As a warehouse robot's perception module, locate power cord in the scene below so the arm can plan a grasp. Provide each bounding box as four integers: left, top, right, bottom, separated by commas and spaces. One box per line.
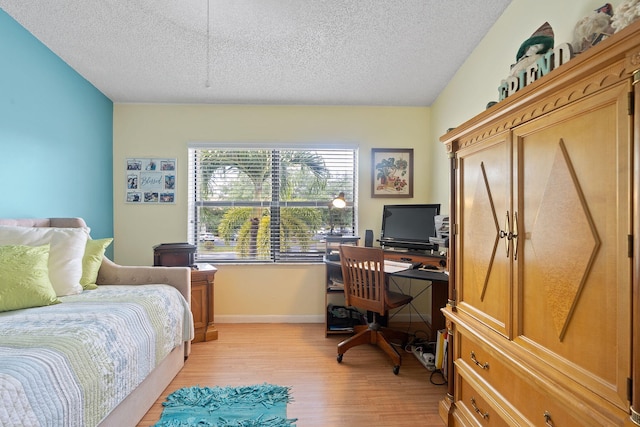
404, 331, 430, 348
429, 369, 447, 386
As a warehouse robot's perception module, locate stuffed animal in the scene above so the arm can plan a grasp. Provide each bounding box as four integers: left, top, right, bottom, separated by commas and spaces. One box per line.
572, 3, 614, 54
612, 0, 640, 32
509, 22, 554, 78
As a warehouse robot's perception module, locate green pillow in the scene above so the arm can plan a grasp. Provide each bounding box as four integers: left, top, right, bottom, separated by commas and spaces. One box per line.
0, 244, 60, 312
80, 238, 113, 290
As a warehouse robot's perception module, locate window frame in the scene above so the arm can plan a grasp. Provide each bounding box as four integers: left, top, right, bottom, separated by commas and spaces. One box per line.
188, 142, 359, 264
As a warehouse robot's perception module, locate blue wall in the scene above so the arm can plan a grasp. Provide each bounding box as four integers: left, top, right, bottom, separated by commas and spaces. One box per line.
0, 9, 113, 240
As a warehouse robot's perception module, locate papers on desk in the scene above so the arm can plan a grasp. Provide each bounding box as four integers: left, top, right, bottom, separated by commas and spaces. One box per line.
327, 277, 344, 291
383, 259, 413, 273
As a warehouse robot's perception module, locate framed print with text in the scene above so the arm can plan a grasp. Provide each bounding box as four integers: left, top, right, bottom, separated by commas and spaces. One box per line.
126, 158, 176, 204
371, 148, 413, 198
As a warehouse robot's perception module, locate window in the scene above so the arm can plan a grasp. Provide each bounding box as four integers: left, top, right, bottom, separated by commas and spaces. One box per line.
188, 143, 358, 263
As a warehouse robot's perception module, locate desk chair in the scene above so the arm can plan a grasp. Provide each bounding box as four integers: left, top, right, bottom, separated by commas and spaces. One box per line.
336, 245, 413, 374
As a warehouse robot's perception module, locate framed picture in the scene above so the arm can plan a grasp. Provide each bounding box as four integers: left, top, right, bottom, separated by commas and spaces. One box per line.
125, 157, 177, 204
371, 148, 413, 198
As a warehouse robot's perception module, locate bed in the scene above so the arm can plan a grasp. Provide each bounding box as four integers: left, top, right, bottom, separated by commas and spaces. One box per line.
0, 218, 193, 426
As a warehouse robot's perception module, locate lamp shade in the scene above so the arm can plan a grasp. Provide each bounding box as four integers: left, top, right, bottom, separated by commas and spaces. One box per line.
331, 192, 346, 208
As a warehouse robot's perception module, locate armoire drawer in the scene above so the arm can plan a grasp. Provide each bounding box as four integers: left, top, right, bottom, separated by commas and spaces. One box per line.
458, 333, 503, 389
456, 373, 510, 426
457, 333, 596, 426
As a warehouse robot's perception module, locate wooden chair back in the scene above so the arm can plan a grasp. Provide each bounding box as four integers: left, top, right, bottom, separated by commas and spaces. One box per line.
339, 245, 387, 316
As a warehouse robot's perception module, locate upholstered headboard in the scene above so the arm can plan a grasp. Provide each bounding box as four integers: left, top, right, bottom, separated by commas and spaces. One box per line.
0, 216, 189, 295
0, 218, 88, 229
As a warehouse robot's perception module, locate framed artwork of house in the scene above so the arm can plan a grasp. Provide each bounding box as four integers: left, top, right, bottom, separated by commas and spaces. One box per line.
371, 148, 413, 198
126, 157, 176, 204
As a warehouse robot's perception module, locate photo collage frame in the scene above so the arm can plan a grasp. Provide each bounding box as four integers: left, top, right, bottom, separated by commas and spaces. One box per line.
126, 158, 176, 204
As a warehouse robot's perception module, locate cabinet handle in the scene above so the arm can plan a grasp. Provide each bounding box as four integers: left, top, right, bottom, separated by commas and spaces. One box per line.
500, 211, 519, 260
470, 351, 490, 369
543, 411, 554, 426
500, 212, 510, 258
470, 397, 489, 419
512, 211, 519, 261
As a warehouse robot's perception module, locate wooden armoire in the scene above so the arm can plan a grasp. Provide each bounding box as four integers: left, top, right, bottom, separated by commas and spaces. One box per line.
440, 20, 640, 426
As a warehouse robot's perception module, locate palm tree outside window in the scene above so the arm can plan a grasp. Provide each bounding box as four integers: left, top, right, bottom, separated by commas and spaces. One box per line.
188, 144, 358, 263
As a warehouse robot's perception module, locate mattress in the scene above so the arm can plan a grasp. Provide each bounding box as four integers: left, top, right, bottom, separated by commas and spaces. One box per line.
0, 284, 192, 426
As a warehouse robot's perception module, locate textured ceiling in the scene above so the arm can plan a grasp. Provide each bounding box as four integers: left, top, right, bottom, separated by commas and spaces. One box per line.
1, 0, 512, 106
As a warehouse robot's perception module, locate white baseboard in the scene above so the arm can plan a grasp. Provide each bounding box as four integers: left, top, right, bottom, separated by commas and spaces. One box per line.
216, 314, 324, 323
215, 313, 431, 324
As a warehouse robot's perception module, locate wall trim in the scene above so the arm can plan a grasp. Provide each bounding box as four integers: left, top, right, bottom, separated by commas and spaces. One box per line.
216, 314, 324, 323
215, 313, 432, 324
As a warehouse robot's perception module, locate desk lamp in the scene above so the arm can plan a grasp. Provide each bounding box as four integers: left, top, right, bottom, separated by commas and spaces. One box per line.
329, 192, 346, 235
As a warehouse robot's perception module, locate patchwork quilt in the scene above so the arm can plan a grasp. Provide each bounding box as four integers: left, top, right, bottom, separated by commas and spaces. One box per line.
0, 284, 192, 427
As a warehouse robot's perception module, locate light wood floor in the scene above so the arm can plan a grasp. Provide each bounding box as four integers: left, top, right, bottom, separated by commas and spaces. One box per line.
137, 323, 447, 427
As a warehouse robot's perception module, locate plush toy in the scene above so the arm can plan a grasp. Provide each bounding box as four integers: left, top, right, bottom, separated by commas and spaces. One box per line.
572, 3, 614, 54
612, 0, 640, 32
509, 22, 554, 78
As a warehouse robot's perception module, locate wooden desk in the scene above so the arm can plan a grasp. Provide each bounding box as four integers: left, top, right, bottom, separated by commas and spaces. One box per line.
324, 249, 448, 338
388, 268, 449, 340
191, 263, 218, 342
384, 250, 448, 340
383, 249, 446, 268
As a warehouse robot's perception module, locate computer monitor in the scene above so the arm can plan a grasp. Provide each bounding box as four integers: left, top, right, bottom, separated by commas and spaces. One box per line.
380, 204, 441, 251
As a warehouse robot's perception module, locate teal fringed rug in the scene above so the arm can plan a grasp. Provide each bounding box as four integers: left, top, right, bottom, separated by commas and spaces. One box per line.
154, 383, 297, 427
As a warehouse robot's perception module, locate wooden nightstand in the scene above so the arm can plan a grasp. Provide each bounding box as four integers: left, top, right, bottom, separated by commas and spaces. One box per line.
190, 263, 218, 342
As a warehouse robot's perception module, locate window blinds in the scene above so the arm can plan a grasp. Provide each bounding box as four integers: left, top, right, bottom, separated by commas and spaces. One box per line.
188, 144, 357, 263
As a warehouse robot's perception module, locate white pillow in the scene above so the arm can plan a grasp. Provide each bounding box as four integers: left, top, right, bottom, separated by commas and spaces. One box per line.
0, 225, 89, 296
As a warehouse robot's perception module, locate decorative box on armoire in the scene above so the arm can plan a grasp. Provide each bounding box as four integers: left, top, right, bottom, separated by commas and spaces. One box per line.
153, 243, 196, 267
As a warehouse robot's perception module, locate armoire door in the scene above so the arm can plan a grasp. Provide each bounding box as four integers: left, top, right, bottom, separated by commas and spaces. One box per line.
455, 131, 512, 338
513, 81, 632, 414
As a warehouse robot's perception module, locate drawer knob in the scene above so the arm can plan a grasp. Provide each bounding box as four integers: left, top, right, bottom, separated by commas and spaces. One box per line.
471, 397, 489, 420
544, 411, 555, 426
471, 351, 490, 369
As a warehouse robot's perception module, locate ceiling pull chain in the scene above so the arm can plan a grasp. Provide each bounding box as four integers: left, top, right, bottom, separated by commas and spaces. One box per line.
205, 0, 212, 89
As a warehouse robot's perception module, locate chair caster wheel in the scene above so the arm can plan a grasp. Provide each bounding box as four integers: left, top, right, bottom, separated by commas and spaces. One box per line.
337, 354, 343, 363
393, 365, 400, 375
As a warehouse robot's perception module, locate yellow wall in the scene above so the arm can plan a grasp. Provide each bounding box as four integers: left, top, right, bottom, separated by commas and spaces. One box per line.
113, 105, 434, 321
429, 0, 624, 205
113, 0, 624, 321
